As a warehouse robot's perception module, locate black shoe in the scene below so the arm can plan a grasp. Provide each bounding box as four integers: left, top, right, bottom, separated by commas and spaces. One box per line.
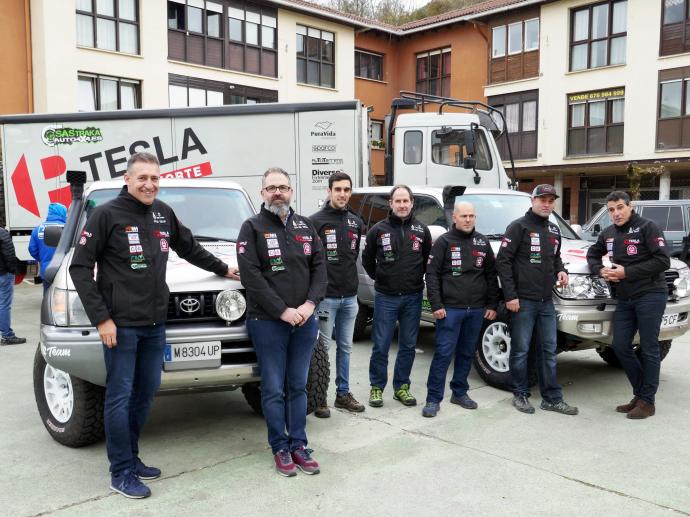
1, 336, 26, 345
512, 394, 535, 414
450, 394, 478, 410
540, 399, 579, 415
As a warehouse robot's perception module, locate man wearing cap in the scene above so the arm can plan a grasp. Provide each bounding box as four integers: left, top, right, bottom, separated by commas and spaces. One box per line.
496, 184, 578, 416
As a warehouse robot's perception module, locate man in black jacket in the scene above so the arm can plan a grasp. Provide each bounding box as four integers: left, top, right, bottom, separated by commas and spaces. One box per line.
362, 185, 431, 408
0, 227, 26, 345
70, 152, 237, 499
237, 167, 327, 477
587, 191, 670, 419
422, 202, 498, 417
309, 172, 365, 418
496, 184, 578, 416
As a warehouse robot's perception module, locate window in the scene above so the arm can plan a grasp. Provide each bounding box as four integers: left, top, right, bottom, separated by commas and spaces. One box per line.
296, 25, 335, 88
167, 1, 277, 77
416, 48, 451, 97
488, 90, 539, 160
490, 16, 540, 83
567, 88, 625, 156
640, 205, 684, 231
77, 73, 140, 111
370, 120, 384, 149
656, 67, 690, 149
76, 0, 139, 54
661, 0, 690, 55
355, 50, 383, 81
168, 74, 277, 107
570, 1, 627, 71
492, 26, 506, 58
430, 129, 493, 170
412, 196, 446, 228
365, 194, 391, 230
403, 131, 423, 164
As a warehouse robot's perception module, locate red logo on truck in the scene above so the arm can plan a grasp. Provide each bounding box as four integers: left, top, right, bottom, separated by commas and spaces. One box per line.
11, 154, 71, 217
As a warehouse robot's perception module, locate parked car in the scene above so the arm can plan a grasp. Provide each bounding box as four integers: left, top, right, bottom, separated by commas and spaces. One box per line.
34, 177, 330, 448
350, 186, 690, 391
580, 199, 690, 259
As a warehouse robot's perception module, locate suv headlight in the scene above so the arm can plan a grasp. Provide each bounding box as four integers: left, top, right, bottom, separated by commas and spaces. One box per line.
50, 288, 91, 326
674, 267, 690, 298
215, 289, 246, 322
555, 274, 611, 300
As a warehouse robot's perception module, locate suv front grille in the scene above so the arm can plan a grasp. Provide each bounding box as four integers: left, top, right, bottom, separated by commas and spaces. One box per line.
167, 292, 219, 322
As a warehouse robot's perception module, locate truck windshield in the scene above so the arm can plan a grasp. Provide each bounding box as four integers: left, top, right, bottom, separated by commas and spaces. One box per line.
458, 194, 579, 240
430, 129, 492, 170
78, 187, 254, 242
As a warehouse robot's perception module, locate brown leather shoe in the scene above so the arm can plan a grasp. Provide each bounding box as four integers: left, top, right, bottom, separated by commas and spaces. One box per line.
615, 397, 638, 413
626, 399, 655, 419
314, 405, 331, 418
334, 392, 365, 412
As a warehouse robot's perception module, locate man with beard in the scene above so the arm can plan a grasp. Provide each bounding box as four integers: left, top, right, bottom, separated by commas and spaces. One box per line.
363, 185, 431, 407
496, 184, 578, 416
422, 202, 498, 417
587, 191, 670, 419
237, 167, 327, 477
309, 172, 365, 418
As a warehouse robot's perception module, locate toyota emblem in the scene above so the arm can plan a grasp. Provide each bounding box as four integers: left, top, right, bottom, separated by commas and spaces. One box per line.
179, 297, 201, 314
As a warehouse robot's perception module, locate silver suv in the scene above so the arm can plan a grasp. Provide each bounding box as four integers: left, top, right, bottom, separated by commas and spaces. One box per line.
350, 186, 690, 390
34, 178, 329, 447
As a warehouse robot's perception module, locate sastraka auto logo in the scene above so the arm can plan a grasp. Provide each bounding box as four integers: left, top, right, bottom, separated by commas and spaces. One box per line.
11, 154, 72, 218
42, 124, 104, 147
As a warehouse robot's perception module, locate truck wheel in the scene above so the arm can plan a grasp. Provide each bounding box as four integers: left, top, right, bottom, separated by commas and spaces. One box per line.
33, 345, 105, 447
473, 306, 537, 391
597, 340, 672, 367
242, 337, 331, 416
353, 302, 372, 342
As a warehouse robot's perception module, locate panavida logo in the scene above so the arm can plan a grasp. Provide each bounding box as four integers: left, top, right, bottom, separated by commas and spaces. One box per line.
42, 125, 104, 147
311, 121, 335, 137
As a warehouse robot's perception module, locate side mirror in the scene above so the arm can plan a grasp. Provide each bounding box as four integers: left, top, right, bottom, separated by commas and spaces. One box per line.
428, 224, 447, 243
593, 223, 601, 235
463, 156, 477, 170
570, 224, 583, 239
44, 225, 64, 247
464, 128, 476, 156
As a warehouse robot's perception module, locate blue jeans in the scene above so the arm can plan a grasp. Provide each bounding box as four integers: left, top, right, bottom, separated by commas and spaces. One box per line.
317, 296, 358, 397
0, 273, 16, 339
247, 316, 318, 454
103, 324, 166, 475
369, 292, 423, 391
426, 308, 484, 404
509, 299, 562, 402
612, 292, 667, 404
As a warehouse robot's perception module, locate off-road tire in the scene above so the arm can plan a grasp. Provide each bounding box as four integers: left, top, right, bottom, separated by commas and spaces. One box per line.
353, 302, 372, 342
597, 340, 672, 368
33, 345, 105, 447
242, 336, 331, 416
473, 304, 537, 391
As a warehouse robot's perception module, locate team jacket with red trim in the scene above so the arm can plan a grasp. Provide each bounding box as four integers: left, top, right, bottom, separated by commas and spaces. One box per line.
496, 209, 567, 302
586, 212, 670, 300
425, 227, 499, 312
308, 203, 363, 298
237, 205, 327, 320
70, 186, 229, 327
362, 212, 431, 295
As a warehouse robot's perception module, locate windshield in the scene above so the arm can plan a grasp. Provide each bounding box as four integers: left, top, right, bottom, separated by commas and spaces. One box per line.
430, 128, 493, 171
458, 194, 579, 239
78, 187, 254, 243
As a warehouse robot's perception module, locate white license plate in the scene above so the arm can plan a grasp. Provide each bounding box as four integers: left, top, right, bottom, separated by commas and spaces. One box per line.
661, 313, 680, 328
164, 342, 222, 362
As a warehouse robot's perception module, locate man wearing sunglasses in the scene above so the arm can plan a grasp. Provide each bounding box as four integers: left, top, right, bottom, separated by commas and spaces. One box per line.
237, 168, 327, 477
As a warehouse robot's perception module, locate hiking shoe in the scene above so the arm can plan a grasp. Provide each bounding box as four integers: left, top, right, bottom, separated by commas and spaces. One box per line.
616, 397, 638, 413
450, 394, 478, 410
274, 449, 297, 477
626, 399, 655, 420
540, 399, 579, 416
1, 336, 26, 345
369, 386, 383, 408
134, 457, 161, 480
335, 392, 365, 412
393, 384, 417, 406
291, 446, 320, 475
512, 394, 535, 414
422, 401, 440, 417
110, 470, 151, 499
314, 405, 331, 418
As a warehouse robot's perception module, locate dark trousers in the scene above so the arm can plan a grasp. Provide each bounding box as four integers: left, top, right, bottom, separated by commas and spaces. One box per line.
612, 292, 667, 404
103, 324, 165, 475
426, 308, 484, 404
247, 316, 318, 454
509, 299, 563, 402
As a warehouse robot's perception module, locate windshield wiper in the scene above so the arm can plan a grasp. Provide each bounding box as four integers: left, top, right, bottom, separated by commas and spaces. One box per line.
194, 235, 235, 242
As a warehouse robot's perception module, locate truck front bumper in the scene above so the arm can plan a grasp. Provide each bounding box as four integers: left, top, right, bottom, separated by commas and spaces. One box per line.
40, 321, 260, 389
556, 297, 690, 345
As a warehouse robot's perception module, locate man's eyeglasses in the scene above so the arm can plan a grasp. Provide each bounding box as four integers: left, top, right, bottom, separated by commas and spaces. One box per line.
264, 185, 291, 193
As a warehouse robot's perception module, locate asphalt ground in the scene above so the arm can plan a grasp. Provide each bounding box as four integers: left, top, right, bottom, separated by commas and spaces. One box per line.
2, 282, 689, 516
